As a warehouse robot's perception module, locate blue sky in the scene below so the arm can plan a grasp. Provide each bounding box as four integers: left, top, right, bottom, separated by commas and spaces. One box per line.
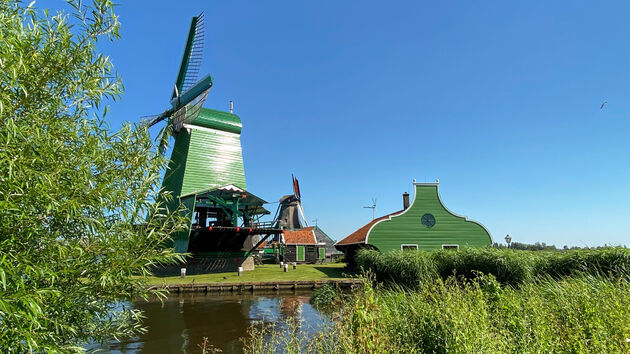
88, 0, 630, 246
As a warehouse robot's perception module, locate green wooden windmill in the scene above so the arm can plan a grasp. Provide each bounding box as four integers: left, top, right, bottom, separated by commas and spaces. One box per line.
144, 13, 280, 259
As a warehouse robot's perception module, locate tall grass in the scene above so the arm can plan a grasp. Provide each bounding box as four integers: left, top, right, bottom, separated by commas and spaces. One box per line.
242, 248, 630, 352
243, 276, 630, 353
357, 247, 630, 288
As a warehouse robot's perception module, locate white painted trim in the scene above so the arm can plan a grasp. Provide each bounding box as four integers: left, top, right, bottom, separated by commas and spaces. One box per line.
365, 180, 494, 244
182, 123, 240, 136
434, 184, 494, 244
441, 244, 460, 249
401, 244, 419, 250
364, 180, 420, 244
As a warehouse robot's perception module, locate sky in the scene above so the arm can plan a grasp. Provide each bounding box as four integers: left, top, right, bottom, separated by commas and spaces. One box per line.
67, 1, 630, 246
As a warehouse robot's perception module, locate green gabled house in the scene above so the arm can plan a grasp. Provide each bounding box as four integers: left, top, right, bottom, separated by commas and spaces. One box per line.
335, 181, 492, 261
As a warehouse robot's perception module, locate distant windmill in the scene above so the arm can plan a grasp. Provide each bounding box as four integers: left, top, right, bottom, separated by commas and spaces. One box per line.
363, 198, 377, 220
292, 174, 309, 227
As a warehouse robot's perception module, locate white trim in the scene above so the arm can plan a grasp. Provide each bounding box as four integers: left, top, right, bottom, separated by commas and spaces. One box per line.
441, 244, 459, 249
182, 123, 240, 136
433, 184, 494, 244
365, 180, 494, 244
401, 244, 419, 250
364, 180, 420, 244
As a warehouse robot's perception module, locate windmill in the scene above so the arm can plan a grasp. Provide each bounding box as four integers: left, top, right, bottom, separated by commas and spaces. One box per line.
363, 198, 377, 220
141, 12, 211, 153
143, 12, 247, 201
141, 13, 257, 255
275, 175, 309, 230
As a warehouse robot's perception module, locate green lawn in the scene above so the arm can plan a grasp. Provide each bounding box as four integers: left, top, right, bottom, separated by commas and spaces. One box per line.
146, 263, 354, 285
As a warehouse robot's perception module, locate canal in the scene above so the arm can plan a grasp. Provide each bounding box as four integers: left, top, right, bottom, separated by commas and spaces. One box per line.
94, 291, 330, 353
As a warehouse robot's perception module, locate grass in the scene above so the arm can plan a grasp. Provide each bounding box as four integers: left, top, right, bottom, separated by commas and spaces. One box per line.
241, 248, 630, 353
243, 275, 630, 353
145, 263, 353, 285
356, 247, 630, 288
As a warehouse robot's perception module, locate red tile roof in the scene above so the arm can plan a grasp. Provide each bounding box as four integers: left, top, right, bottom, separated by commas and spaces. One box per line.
335, 210, 403, 246
283, 227, 317, 245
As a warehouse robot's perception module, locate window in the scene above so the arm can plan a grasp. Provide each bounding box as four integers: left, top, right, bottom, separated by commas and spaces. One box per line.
401, 244, 418, 251
307, 246, 315, 253
442, 244, 459, 250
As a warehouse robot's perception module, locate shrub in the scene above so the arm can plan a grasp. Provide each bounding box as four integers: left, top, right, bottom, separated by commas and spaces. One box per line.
537, 247, 630, 279
433, 248, 536, 286
310, 285, 340, 307
356, 250, 436, 289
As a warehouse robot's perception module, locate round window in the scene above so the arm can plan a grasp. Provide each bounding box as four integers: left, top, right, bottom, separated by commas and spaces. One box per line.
421, 213, 435, 228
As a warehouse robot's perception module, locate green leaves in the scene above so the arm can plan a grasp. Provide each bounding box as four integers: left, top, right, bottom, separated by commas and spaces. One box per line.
0, 0, 187, 351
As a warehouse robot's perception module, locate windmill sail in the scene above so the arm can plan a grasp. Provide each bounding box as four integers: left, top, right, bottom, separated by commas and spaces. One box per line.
171, 83, 210, 132
172, 12, 205, 100
292, 174, 301, 200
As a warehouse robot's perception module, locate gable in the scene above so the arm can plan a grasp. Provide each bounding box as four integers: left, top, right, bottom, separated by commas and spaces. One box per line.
366, 183, 492, 252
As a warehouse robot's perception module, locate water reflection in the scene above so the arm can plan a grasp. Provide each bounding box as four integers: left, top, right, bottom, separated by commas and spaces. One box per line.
99, 291, 329, 353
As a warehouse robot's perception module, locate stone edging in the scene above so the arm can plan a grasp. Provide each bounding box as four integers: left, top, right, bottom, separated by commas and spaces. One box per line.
148, 279, 363, 293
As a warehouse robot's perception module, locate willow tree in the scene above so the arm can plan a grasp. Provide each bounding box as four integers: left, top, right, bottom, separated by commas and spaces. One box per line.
0, 0, 186, 351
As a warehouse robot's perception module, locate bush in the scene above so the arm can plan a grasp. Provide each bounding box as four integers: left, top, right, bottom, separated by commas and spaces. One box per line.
537, 247, 630, 279
357, 247, 630, 289
356, 250, 436, 289
433, 248, 536, 286
310, 285, 340, 307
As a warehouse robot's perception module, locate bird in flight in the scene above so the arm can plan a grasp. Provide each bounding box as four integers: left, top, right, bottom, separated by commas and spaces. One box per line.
600, 101, 607, 109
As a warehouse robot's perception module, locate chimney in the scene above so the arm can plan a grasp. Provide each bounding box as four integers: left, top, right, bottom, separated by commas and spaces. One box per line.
229, 100, 234, 113
402, 192, 410, 210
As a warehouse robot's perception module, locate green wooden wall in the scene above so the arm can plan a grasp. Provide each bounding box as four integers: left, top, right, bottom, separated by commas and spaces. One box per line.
162, 108, 246, 198
367, 183, 492, 252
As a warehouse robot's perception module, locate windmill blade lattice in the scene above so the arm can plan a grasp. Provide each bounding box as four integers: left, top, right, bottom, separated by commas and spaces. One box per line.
172, 86, 210, 132
172, 12, 205, 99
182, 12, 205, 92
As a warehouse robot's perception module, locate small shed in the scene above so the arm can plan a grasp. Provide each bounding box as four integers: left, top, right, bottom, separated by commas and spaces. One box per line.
282, 227, 325, 263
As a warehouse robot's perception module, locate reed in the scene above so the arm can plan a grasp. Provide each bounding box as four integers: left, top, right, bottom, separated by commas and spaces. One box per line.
356, 247, 630, 288
243, 276, 630, 353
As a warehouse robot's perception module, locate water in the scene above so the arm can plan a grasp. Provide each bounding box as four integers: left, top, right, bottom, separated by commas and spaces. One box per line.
95, 291, 330, 353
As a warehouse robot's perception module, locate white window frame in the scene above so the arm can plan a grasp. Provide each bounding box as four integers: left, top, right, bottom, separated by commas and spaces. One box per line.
442, 244, 459, 250
401, 244, 419, 251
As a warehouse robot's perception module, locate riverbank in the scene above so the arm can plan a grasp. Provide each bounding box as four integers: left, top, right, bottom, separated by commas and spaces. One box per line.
146, 263, 354, 286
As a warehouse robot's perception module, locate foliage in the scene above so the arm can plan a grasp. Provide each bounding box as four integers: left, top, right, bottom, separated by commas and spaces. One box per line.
310, 285, 340, 307
492, 241, 558, 250
433, 248, 536, 286
0, 0, 187, 351
243, 277, 630, 353
536, 247, 630, 279
355, 249, 436, 289
356, 247, 630, 288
